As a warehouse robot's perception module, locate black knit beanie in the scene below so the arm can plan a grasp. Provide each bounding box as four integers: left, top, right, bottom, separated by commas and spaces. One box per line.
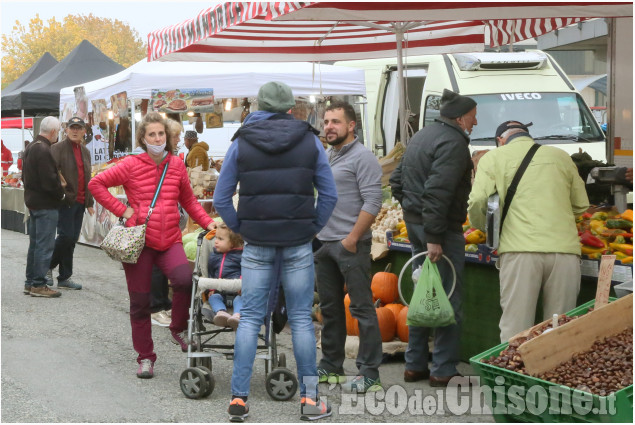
440, 89, 477, 119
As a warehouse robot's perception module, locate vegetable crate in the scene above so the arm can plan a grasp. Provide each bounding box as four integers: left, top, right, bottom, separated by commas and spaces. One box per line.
469, 299, 633, 423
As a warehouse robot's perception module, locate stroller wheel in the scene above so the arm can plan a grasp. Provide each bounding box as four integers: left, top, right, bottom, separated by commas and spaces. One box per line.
277, 353, 286, 368
197, 366, 215, 398
180, 367, 208, 399
265, 368, 298, 401
195, 356, 213, 371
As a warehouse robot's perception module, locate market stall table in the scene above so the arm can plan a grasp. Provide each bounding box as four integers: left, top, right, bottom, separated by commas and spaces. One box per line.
1, 187, 27, 233
372, 234, 633, 362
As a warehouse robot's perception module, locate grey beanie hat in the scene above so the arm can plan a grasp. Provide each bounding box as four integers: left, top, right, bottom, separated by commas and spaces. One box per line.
258, 81, 295, 113
184, 130, 198, 139
440, 89, 477, 119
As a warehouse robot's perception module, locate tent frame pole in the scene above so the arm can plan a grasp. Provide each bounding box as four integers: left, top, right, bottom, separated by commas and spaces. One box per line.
395, 26, 408, 145
21, 110, 25, 148
130, 98, 136, 151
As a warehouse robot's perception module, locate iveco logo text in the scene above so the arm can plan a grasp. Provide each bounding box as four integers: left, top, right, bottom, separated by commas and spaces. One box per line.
500, 93, 542, 100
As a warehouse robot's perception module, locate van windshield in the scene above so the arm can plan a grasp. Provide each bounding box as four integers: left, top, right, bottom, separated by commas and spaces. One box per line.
465, 93, 605, 147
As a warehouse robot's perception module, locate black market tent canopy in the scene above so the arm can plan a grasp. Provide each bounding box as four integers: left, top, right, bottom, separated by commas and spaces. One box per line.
2, 52, 58, 94
1, 40, 125, 117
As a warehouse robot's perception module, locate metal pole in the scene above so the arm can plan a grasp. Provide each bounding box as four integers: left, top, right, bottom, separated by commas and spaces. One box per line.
130, 98, 136, 152
21, 110, 25, 148
509, 20, 516, 52
395, 26, 408, 145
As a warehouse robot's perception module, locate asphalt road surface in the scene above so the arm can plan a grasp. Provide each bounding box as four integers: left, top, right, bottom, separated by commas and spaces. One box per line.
1, 229, 493, 423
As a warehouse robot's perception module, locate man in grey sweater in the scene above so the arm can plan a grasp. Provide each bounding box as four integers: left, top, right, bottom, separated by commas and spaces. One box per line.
315, 100, 383, 393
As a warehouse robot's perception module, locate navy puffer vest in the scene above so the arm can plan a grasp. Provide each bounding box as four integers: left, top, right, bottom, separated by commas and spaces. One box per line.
235, 114, 319, 246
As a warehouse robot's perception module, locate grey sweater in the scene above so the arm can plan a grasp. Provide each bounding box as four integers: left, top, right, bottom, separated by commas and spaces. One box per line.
317, 138, 382, 241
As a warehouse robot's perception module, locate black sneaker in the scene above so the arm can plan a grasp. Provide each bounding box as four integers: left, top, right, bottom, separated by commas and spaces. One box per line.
23, 284, 32, 295
228, 398, 249, 422
300, 397, 332, 421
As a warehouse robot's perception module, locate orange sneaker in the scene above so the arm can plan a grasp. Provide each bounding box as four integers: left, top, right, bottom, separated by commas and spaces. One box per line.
300, 397, 332, 421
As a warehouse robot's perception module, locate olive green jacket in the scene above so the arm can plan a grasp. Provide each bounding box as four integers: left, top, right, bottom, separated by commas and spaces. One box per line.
468, 134, 589, 255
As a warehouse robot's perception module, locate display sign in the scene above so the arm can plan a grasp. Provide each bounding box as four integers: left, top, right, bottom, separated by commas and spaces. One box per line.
91, 99, 108, 125
74, 86, 89, 120
110, 91, 128, 127
595, 254, 616, 308
150, 88, 215, 113
86, 124, 110, 165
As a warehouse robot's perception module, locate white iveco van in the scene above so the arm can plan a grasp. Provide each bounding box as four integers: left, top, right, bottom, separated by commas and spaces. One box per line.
337, 50, 606, 161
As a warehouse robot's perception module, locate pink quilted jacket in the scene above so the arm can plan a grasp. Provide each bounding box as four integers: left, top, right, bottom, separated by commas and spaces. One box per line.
88, 153, 213, 251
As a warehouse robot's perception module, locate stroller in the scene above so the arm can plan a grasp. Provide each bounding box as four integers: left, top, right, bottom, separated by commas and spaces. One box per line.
178, 230, 298, 401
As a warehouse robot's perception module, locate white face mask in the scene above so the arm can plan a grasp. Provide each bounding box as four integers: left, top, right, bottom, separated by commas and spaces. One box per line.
145, 139, 166, 155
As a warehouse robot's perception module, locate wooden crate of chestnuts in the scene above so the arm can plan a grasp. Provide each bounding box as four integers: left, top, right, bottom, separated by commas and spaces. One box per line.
470, 296, 633, 423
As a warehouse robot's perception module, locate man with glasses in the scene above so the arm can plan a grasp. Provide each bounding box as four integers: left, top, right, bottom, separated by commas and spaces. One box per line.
48, 117, 95, 290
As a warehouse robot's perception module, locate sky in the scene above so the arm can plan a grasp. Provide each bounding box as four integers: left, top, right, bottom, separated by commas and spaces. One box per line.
1, 0, 221, 41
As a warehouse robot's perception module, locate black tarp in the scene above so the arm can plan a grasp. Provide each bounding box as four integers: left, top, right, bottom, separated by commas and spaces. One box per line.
2, 52, 58, 94
1, 40, 124, 117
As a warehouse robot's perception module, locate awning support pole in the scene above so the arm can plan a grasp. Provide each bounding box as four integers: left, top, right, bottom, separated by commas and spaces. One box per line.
395, 25, 408, 145
21, 110, 25, 147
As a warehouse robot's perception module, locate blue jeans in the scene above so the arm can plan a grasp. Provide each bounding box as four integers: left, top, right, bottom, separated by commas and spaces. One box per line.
404, 222, 465, 377
50, 202, 85, 281
210, 292, 242, 315
25, 209, 59, 287
231, 241, 318, 398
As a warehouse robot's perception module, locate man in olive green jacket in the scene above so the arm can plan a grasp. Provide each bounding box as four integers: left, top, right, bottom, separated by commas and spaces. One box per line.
468, 121, 589, 342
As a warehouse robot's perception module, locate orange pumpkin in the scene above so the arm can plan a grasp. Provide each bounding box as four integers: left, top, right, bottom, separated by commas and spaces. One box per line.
396, 306, 409, 342
375, 300, 396, 342
371, 263, 399, 304
344, 294, 359, 336
384, 303, 404, 323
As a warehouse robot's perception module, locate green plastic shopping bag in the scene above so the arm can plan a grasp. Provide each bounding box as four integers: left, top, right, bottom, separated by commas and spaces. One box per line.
406, 256, 456, 327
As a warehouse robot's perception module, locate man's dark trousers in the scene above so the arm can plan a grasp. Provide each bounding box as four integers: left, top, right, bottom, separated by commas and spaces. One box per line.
50, 202, 85, 282
403, 222, 464, 377
315, 239, 382, 379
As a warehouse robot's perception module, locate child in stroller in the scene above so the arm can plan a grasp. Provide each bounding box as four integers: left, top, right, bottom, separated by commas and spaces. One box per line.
203, 222, 243, 330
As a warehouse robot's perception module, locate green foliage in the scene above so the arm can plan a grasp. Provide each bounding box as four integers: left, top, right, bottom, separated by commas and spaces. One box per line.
1, 13, 146, 88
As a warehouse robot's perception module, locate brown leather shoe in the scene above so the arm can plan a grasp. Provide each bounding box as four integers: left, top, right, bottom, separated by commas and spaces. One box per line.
429, 373, 464, 387
404, 369, 430, 382
30, 285, 61, 298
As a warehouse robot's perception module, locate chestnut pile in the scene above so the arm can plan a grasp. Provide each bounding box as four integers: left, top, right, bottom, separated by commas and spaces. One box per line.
483, 315, 580, 375
483, 314, 633, 396
537, 328, 633, 395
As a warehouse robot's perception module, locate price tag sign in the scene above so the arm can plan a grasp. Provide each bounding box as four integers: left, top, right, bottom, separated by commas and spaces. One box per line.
595, 255, 616, 309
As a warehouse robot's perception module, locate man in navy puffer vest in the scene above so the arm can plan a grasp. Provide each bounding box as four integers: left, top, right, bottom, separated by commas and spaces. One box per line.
213, 81, 337, 422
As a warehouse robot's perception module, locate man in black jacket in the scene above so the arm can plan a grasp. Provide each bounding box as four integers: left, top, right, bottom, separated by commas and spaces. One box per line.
48, 117, 94, 290
390, 89, 477, 387
22, 116, 65, 298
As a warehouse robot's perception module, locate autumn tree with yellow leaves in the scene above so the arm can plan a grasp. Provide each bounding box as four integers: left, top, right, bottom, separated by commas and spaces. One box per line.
1, 14, 146, 88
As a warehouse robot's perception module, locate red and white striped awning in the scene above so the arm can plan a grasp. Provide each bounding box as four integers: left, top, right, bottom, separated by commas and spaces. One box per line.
488, 17, 587, 47
148, 2, 632, 62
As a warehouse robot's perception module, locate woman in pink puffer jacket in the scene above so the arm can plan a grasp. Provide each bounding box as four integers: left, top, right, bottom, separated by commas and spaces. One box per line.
89, 112, 215, 379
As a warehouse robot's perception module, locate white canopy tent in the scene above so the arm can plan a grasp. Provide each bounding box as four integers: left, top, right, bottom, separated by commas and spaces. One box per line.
59, 59, 367, 109
60, 59, 367, 163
